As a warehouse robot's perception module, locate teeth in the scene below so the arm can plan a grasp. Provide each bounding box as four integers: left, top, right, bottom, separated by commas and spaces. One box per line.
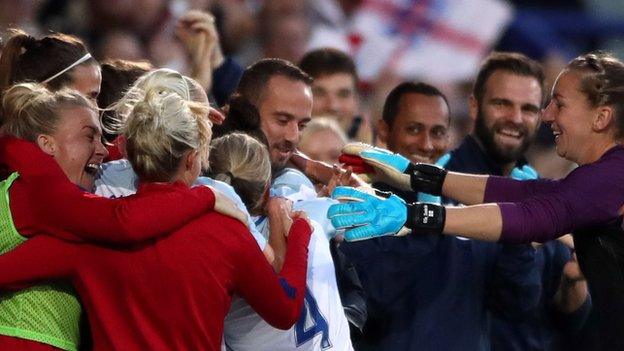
499, 128, 521, 138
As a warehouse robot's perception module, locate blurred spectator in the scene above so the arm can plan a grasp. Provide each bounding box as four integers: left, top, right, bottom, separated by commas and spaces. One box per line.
0, 0, 42, 38
376, 81, 450, 164
257, 0, 310, 64
96, 30, 145, 61
299, 47, 373, 143
299, 117, 347, 165
175, 9, 243, 106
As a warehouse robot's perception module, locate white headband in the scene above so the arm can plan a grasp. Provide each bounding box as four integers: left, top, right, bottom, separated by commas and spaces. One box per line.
42, 53, 93, 84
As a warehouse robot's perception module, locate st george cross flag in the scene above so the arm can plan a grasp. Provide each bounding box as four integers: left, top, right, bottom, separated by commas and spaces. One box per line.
308, 0, 513, 83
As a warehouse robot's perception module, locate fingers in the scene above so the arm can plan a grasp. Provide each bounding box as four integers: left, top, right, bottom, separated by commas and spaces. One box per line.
339, 166, 353, 185
343, 224, 392, 242
208, 107, 225, 125
557, 234, 574, 249
178, 10, 215, 26
341, 142, 376, 156
327, 202, 374, 229
361, 149, 410, 173
344, 225, 376, 242
291, 210, 309, 222
348, 172, 369, 187
338, 154, 373, 174
330, 186, 374, 203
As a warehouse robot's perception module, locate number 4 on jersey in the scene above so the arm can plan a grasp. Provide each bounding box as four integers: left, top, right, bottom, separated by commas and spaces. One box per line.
294, 288, 331, 349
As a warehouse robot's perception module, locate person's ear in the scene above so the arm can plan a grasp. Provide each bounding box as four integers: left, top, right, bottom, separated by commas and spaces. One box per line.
377, 119, 390, 144
184, 150, 198, 171
36, 134, 56, 156
592, 105, 614, 132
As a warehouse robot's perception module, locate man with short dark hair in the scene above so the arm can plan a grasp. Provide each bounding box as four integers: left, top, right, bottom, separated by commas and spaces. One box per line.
378, 82, 451, 165
221, 58, 354, 351
341, 52, 591, 351
469, 53, 591, 351
233, 58, 313, 173
299, 48, 373, 143
340, 56, 546, 350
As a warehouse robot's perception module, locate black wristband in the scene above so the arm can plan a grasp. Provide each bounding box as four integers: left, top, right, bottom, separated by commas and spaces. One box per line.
405, 202, 446, 234
406, 163, 447, 195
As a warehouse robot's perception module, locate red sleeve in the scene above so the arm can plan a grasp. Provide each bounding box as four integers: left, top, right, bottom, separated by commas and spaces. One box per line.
3, 136, 215, 244
0, 236, 80, 289
17, 176, 215, 244
234, 218, 312, 329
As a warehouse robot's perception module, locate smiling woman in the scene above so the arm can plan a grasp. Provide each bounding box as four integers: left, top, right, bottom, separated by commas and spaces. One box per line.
0, 81, 313, 351
0, 82, 222, 350
329, 52, 624, 349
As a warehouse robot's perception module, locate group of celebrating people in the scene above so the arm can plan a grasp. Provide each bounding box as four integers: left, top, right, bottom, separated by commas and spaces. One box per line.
0, 11, 623, 351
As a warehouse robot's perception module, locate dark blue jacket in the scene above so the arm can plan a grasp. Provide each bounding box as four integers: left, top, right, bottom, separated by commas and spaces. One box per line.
341, 136, 540, 351
491, 240, 592, 351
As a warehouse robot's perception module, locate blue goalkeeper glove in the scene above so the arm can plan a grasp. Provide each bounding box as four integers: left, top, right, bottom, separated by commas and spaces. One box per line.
510, 165, 538, 180
328, 186, 445, 242
341, 144, 447, 194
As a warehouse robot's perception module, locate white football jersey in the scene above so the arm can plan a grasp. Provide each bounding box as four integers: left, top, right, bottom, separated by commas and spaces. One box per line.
222, 169, 352, 351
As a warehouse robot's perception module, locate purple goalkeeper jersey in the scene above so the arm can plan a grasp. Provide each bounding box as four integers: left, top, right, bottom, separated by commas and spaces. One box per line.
484, 144, 624, 349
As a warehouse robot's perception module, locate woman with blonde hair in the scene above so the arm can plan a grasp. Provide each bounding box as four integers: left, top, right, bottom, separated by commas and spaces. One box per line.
0, 81, 225, 350
0, 82, 312, 350
96, 68, 270, 255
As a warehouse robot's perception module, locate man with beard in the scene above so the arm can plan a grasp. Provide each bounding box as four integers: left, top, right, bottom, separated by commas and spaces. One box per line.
468, 54, 591, 351
340, 54, 573, 350
219, 58, 354, 350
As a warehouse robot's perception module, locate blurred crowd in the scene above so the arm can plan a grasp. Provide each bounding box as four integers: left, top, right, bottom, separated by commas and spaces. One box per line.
3, 0, 624, 180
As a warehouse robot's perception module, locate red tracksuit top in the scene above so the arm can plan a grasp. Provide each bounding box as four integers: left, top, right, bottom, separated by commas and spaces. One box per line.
0, 135, 215, 243
0, 184, 312, 350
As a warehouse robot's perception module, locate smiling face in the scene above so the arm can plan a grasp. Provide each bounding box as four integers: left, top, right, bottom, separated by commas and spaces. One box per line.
381, 93, 450, 164
258, 75, 313, 171
472, 70, 542, 164
542, 69, 598, 164
41, 106, 109, 191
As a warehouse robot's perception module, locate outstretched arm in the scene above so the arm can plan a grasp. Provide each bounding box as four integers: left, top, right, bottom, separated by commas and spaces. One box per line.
329, 158, 624, 244
339, 143, 560, 205
4, 136, 216, 244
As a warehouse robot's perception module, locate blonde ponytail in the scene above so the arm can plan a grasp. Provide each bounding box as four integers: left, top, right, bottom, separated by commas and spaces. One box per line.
123, 88, 211, 182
